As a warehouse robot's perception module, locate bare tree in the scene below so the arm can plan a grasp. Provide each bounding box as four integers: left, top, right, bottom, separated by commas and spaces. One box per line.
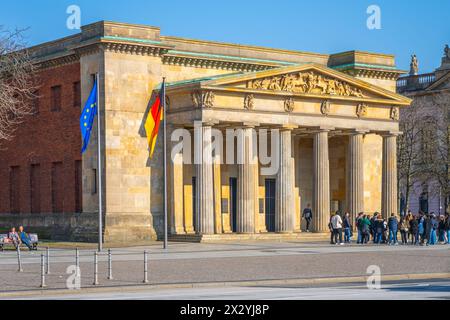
427, 93, 450, 211
398, 96, 428, 211
0, 26, 37, 145
399, 91, 450, 213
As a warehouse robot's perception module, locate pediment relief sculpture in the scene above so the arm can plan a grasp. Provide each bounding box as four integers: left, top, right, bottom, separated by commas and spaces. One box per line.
321, 100, 331, 116
390, 106, 399, 121
356, 103, 368, 118
284, 97, 294, 113
247, 71, 366, 98
244, 94, 254, 110
192, 90, 215, 108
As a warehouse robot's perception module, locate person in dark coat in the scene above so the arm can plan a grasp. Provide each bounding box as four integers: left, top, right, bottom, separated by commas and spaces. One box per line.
445, 213, 450, 244
302, 204, 313, 232
438, 216, 446, 243
409, 215, 419, 245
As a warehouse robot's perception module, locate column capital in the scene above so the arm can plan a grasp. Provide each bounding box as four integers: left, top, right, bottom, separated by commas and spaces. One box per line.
239, 121, 260, 129
379, 131, 402, 137
349, 129, 369, 135
279, 124, 298, 131
317, 126, 335, 132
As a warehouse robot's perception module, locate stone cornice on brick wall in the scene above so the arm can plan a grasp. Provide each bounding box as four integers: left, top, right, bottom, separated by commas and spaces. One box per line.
332, 64, 406, 80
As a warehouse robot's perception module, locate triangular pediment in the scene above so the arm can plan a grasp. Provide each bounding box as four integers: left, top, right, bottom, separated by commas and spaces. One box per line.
199, 64, 411, 106
426, 71, 450, 91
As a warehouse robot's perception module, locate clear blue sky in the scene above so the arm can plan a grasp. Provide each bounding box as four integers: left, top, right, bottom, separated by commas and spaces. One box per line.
1, 0, 449, 73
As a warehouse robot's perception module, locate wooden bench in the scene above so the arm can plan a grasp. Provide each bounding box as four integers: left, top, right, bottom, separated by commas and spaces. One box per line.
0, 234, 39, 251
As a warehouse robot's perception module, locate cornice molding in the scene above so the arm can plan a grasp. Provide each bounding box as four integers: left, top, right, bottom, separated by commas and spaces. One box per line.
35, 53, 79, 71
162, 54, 274, 72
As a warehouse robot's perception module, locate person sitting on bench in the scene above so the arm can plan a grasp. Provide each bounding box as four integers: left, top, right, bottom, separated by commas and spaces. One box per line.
8, 227, 20, 249
18, 226, 33, 251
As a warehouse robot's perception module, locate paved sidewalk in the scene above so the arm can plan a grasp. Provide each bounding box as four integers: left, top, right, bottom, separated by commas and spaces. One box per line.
1, 241, 449, 293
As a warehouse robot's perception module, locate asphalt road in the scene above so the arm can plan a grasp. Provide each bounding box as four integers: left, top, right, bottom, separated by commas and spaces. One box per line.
6, 280, 450, 300
1, 242, 449, 294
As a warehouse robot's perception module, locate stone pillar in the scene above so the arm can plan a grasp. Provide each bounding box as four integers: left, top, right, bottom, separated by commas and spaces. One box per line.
312, 129, 330, 232
237, 126, 257, 233
194, 124, 215, 235
346, 132, 365, 224
276, 127, 295, 233
170, 144, 185, 234
382, 133, 398, 219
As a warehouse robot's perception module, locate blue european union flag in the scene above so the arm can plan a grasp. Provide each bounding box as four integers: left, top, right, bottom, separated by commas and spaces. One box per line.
80, 79, 98, 153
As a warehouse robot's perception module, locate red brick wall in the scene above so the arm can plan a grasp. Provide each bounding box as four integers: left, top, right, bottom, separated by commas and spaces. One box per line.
0, 62, 82, 214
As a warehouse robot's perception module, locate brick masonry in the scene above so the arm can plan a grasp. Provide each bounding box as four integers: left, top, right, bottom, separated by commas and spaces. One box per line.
0, 62, 89, 237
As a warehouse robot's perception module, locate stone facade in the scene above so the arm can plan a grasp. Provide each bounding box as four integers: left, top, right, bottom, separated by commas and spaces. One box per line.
397, 47, 450, 215
0, 21, 411, 242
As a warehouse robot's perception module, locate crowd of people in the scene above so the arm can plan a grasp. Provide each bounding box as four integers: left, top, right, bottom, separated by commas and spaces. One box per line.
326, 210, 450, 246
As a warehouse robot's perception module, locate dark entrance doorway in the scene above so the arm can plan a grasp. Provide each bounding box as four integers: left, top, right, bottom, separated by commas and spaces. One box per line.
230, 177, 238, 232
265, 179, 276, 232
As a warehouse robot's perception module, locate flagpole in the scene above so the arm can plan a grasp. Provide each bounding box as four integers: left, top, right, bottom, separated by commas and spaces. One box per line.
96, 73, 103, 252
163, 78, 168, 251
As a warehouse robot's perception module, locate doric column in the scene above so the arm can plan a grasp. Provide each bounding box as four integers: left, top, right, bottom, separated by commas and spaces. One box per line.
312, 129, 330, 232
382, 133, 398, 219
170, 139, 185, 234
346, 131, 365, 224
276, 127, 295, 233
194, 123, 215, 235
237, 126, 257, 233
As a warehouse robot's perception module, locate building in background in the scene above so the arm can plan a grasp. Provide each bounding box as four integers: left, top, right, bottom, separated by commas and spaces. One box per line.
397, 46, 450, 215
0, 21, 410, 243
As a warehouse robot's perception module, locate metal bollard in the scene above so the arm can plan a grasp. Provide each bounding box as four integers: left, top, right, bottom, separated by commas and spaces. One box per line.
143, 250, 149, 284
107, 249, 113, 280
46, 247, 50, 275
75, 248, 79, 277
93, 252, 99, 285
17, 245, 23, 272
40, 254, 47, 288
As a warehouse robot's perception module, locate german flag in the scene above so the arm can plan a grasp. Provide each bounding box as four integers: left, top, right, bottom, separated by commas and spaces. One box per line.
145, 80, 165, 158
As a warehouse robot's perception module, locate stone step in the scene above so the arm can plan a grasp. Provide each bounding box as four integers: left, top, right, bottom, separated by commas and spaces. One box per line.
168, 232, 331, 243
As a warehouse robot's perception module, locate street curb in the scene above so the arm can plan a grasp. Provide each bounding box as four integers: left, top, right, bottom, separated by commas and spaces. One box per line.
1, 272, 449, 298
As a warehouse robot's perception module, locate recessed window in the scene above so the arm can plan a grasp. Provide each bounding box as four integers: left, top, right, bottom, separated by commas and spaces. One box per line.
51, 85, 62, 112
10, 166, 20, 214
30, 164, 41, 214
73, 81, 81, 108
51, 161, 63, 213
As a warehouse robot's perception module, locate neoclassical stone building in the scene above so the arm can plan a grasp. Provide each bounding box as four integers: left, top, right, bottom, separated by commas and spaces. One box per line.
0, 21, 411, 242
397, 47, 450, 215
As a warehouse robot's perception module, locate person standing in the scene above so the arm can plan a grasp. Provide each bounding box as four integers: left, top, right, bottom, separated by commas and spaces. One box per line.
429, 214, 438, 245
343, 212, 352, 243
399, 216, 409, 245
424, 214, 431, 245
331, 211, 344, 245
374, 214, 384, 244
438, 216, 446, 244
329, 213, 335, 244
406, 212, 414, 242
302, 204, 313, 232
418, 213, 425, 245
445, 213, 450, 244
388, 214, 399, 245
371, 214, 378, 242
356, 212, 363, 244
409, 215, 419, 245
